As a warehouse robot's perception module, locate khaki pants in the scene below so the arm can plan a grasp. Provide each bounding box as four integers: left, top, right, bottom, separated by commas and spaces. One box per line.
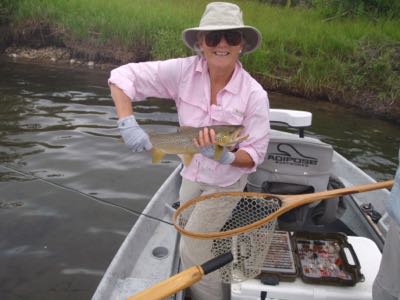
179, 176, 248, 300
373, 221, 400, 300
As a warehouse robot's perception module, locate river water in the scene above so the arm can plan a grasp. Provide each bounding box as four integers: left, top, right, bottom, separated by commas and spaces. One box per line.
0, 57, 399, 300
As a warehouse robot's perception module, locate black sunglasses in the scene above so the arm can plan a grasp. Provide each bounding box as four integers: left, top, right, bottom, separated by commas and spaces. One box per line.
204, 30, 243, 47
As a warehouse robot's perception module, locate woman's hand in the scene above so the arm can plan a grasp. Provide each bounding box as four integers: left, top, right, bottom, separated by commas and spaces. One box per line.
118, 115, 152, 152
194, 128, 235, 165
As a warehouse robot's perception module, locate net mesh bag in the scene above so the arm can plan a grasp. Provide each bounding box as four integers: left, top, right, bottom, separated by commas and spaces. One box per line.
175, 193, 282, 283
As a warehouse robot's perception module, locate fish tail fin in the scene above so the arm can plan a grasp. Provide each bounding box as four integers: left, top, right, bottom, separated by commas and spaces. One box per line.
182, 154, 194, 166
152, 148, 166, 164
214, 145, 224, 161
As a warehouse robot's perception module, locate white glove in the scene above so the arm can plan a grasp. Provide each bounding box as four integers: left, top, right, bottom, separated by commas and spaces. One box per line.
117, 115, 152, 152
200, 145, 235, 165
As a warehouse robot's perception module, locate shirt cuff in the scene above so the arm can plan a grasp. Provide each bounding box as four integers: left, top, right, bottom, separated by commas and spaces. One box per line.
108, 69, 136, 100
117, 115, 137, 128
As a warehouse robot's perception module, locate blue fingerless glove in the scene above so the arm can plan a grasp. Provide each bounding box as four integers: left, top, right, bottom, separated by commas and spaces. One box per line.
117, 115, 152, 152
200, 145, 235, 165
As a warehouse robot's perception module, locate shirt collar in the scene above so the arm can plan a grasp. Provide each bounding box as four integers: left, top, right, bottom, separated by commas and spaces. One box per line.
195, 56, 206, 73
224, 61, 242, 94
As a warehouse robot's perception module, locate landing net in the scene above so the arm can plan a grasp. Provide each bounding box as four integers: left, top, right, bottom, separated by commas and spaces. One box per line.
174, 192, 282, 283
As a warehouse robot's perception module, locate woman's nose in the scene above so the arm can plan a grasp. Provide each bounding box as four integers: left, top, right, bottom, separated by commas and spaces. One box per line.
217, 36, 229, 46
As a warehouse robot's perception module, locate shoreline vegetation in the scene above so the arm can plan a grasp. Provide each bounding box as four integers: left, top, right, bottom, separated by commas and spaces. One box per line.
1, 0, 399, 124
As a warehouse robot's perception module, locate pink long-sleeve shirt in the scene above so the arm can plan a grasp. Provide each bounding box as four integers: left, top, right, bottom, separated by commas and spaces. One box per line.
109, 55, 270, 187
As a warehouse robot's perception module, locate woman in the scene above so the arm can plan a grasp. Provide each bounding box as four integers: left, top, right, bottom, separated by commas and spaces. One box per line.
109, 2, 270, 299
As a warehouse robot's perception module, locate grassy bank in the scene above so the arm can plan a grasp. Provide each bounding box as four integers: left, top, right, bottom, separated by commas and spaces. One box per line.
1, 0, 400, 122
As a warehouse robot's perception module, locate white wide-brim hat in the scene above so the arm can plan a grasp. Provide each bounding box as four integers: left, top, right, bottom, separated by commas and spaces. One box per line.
182, 2, 262, 54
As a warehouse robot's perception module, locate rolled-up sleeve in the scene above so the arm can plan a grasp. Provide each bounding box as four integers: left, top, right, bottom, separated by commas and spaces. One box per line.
239, 89, 270, 171
108, 58, 182, 101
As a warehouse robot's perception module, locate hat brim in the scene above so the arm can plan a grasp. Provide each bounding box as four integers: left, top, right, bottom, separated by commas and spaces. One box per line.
182, 25, 262, 54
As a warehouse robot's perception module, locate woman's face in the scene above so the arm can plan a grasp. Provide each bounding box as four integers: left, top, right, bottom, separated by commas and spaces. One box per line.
199, 30, 244, 71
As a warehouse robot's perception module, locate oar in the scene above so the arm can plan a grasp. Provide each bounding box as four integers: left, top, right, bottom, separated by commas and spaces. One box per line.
127, 252, 233, 300
174, 180, 394, 239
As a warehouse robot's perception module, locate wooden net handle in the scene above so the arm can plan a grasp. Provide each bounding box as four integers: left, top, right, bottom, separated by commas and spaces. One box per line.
173, 180, 393, 239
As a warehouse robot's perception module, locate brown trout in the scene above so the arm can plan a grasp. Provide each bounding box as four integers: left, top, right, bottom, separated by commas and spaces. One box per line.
149, 125, 249, 166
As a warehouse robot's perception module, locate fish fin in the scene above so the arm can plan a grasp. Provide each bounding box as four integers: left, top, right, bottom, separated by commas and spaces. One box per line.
235, 134, 250, 144
152, 148, 166, 164
214, 145, 224, 161
182, 154, 194, 166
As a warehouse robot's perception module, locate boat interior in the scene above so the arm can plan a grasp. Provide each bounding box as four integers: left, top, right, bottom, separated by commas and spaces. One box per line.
177, 110, 390, 299
93, 109, 392, 300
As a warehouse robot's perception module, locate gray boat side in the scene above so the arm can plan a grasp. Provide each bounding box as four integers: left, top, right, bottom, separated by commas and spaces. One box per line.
92, 165, 182, 300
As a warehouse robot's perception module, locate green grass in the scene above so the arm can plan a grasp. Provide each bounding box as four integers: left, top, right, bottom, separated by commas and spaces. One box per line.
4, 0, 400, 113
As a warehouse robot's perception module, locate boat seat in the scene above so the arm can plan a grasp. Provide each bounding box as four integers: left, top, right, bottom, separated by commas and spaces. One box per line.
248, 130, 340, 229
248, 130, 333, 193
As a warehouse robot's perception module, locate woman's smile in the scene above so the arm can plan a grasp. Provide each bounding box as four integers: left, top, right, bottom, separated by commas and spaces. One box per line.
213, 50, 230, 56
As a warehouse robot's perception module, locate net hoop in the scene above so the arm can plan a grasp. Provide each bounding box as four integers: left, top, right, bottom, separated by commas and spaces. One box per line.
172, 191, 282, 240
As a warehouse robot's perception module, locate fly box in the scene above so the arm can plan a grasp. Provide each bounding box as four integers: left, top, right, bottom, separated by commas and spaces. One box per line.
256, 230, 298, 282
257, 231, 364, 286
232, 234, 381, 300
292, 231, 364, 286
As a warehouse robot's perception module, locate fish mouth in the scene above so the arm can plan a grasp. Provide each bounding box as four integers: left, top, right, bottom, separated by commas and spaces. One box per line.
217, 127, 249, 146
227, 133, 249, 146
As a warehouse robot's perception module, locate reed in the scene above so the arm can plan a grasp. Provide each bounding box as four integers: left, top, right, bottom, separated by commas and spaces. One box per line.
4, 0, 400, 110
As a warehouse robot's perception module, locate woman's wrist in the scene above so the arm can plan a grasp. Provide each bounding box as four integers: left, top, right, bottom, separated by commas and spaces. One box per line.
220, 151, 235, 165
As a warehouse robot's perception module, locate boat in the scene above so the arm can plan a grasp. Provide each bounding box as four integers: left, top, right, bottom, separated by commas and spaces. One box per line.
92, 109, 392, 300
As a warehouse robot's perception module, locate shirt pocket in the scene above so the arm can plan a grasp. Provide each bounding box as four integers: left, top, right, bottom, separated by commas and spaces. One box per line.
177, 97, 209, 127
210, 105, 244, 125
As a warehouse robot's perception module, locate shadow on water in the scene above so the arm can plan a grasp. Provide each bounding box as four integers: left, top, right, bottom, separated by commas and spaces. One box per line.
0, 57, 398, 299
